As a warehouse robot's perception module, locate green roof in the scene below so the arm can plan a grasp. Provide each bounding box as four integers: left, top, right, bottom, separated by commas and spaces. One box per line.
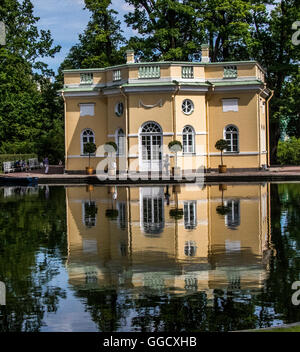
212, 80, 263, 86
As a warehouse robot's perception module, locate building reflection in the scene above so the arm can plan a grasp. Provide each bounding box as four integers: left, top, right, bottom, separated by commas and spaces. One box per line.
66, 183, 271, 300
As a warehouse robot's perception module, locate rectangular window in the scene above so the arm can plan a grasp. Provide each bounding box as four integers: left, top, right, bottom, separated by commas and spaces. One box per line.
80, 103, 95, 117
80, 73, 93, 84
184, 201, 197, 230
222, 98, 238, 112
224, 66, 237, 78
182, 66, 194, 79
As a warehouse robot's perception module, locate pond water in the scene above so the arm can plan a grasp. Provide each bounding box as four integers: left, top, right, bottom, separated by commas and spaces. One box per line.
0, 183, 299, 332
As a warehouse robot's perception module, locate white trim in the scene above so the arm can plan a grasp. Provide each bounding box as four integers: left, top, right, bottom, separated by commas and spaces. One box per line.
68, 155, 105, 158
124, 86, 177, 93
128, 133, 139, 137
214, 85, 262, 92
64, 92, 100, 97
64, 83, 104, 89
128, 77, 206, 85
209, 76, 258, 83
177, 131, 207, 136
210, 151, 262, 156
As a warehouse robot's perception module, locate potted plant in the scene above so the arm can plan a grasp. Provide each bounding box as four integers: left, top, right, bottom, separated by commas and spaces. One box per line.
104, 141, 118, 177
168, 140, 182, 177
84, 142, 97, 175
216, 183, 230, 217
215, 139, 229, 173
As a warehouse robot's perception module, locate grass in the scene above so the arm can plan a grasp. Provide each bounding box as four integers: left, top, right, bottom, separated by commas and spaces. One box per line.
259, 325, 300, 332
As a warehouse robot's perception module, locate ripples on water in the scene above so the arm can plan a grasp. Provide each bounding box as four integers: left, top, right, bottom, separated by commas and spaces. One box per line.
0, 183, 299, 332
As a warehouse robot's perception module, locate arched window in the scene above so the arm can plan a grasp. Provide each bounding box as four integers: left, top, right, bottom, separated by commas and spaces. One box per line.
140, 122, 163, 172
224, 125, 239, 152
116, 128, 125, 156
182, 125, 195, 153
81, 129, 95, 155
141, 122, 162, 133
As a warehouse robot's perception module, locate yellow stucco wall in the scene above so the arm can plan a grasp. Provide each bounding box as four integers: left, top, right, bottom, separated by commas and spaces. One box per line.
63, 61, 269, 171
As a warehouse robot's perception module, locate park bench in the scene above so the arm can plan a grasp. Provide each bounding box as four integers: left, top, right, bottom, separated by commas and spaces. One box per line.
3, 161, 15, 173
28, 158, 39, 170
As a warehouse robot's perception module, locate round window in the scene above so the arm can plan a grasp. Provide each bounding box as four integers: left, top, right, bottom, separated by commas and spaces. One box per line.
182, 99, 194, 115
115, 102, 124, 117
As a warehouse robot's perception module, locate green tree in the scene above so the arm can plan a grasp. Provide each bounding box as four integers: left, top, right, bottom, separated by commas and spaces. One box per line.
124, 0, 205, 61
0, 0, 63, 162
59, 0, 125, 72
245, 0, 300, 162
279, 69, 300, 138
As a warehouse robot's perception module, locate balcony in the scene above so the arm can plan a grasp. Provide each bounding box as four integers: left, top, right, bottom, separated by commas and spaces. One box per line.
80, 73, 93, 85
223, 66, 237, 79
138, 66, 160, 79
113, 69, 121, 81
182, 66, 194, 79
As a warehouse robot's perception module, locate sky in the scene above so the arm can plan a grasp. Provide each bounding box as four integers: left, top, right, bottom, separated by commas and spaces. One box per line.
31, 0, 135, 74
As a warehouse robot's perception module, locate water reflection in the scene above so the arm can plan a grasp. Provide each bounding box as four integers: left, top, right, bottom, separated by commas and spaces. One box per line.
66, 183, 271, 298
2, 183, 300, 331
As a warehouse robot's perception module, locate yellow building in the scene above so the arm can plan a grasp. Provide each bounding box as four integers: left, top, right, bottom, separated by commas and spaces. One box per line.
61, 45, 272, 174
66, 184, 272, 296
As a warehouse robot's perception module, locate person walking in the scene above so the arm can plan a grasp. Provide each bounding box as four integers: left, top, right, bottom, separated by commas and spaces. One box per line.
43, 157, 49, 174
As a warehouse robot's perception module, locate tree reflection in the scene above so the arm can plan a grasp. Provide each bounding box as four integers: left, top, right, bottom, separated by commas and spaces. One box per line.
0, 187, 67, 332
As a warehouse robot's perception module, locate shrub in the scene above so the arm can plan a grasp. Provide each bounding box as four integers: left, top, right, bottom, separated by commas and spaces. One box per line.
215, 139, 229, 166
277, 137, 300, 165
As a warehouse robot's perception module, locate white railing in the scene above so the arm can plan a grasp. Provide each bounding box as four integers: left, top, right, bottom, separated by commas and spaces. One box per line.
113, 69, 121, 81
182, 66, 194, 79
80, 73, 93, 84
138, 66, 160, 79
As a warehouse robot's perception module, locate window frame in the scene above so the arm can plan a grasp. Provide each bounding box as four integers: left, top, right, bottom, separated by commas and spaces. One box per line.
79, 103, 95, 117
115, 102, 124, 117
224, 125, 239, 153
181, 99, 194, 115
182, 125, 196, 154
81, 128, 95, 155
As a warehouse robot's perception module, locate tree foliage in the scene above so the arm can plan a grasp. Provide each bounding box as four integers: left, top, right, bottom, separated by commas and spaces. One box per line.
0, 0, 64, 163
59, 0, 125, 72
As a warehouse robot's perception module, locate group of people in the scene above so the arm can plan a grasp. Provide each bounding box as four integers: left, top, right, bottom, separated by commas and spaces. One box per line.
14, 159, 28, 171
